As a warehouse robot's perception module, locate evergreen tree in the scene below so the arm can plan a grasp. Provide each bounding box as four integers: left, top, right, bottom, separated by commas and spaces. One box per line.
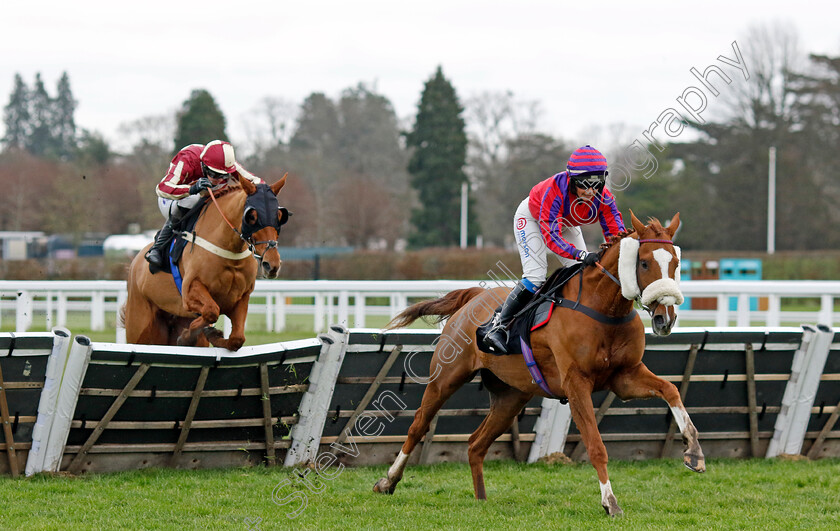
27, 73, 54, 157
2, 74, 30, 150
173, 89, 228, 152
406, 67, 476, 247
53, 72, 77, 159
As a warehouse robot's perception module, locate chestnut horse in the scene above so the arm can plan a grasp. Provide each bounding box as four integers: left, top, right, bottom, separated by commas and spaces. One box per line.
373, 212, 704, 516
124, 174, 288, 350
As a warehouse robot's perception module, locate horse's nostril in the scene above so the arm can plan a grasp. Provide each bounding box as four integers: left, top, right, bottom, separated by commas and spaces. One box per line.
653, 315, 665, 328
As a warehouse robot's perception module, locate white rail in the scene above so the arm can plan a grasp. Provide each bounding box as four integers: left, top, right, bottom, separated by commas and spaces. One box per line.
1, 280, 839, 337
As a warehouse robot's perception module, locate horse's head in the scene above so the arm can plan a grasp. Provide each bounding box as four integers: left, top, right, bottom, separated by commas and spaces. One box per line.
617, 211, 683, 336
239, 174, 290, 278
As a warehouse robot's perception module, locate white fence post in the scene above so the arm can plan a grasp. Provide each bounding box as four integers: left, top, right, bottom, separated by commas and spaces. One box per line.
819, 294, 833, 326
90, 291, 105, 331
767, 295, 781, 327
16, 291, 33, 331
354, 292, 366, 328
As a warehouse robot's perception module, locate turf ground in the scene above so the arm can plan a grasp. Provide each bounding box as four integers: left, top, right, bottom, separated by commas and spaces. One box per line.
2, 458, 839, 530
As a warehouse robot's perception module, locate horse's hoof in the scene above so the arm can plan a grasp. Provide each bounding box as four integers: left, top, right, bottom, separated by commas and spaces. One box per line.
602, 495, 623, 517
202, 327, 225, 346
684, 452, 706, 473
373, 478, 396, 494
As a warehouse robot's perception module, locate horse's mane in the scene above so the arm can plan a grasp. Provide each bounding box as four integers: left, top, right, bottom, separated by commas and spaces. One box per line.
599, 228, 635, 251
213, 184, 242, 199
598, 216, 673, 252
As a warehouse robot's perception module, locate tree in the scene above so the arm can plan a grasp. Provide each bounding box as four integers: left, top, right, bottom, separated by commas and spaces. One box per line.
173, 89, 228, 152
2, 74, 30, 150
465, 91, 547, 245
27, 73, 54, 157
53, 72, 77, 159
406, 67, 476, 247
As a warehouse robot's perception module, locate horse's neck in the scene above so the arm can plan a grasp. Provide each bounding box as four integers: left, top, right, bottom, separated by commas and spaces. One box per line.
197, 192, 248, 252
565, 245, 633, 317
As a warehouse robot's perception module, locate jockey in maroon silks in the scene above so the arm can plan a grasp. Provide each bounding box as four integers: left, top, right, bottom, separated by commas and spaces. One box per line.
485, 145, 626, 353
145, 140, 262, 271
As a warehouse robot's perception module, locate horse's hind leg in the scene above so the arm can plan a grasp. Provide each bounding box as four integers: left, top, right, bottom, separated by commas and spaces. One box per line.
373, 358, 476, 495
610, 362, 705, 473
466, 374, 531, 500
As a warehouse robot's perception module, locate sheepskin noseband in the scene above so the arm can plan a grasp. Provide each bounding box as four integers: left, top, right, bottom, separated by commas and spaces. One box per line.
618, 238, 684, 306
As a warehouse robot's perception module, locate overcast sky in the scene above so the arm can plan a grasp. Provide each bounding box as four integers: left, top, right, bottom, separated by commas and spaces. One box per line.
2, 1, 839, 154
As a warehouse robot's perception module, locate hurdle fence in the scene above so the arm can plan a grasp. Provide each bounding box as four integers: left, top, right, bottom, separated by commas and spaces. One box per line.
1, 323, 837, 478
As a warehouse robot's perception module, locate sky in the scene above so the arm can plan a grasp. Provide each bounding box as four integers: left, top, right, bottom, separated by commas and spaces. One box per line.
2, 0, 839, 154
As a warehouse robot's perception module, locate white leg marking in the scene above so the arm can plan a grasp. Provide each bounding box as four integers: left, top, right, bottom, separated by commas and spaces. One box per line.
670, 405, 688, 433
600, 480, 614, 506
388, 451, 409, 479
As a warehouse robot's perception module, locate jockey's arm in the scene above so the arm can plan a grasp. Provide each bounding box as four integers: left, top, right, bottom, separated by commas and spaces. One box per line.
233, 163, 264, 185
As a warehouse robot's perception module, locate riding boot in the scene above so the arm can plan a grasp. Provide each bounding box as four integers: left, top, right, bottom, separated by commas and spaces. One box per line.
145, 219, 175, 273
485, 280, 535, 354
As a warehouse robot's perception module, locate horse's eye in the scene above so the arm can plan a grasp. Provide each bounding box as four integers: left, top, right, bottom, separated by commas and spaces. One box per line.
640, 260, 649, 271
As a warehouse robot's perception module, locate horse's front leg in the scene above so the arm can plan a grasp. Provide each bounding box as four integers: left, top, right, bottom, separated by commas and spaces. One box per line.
179, 280, 221, 347
565, 370, 623, 517
215, 293, 251, 351
610, 363, 705, 473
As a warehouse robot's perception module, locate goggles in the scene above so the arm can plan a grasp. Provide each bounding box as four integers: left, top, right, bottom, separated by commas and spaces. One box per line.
202, 164, 231, 182
572, 172, 607, 191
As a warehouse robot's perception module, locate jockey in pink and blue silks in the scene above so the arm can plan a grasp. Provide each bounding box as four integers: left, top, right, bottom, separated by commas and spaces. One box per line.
485, 145, 626, 354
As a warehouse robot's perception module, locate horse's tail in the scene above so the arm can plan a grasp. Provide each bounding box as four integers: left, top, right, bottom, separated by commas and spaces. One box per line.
385, 287, 485, 330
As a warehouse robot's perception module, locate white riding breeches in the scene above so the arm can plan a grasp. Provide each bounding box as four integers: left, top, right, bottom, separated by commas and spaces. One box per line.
513, 198, 586, 286
158, 195, 202, 220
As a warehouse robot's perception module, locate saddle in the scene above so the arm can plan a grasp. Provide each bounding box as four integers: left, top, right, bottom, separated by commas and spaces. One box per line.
476, 264, 582, 355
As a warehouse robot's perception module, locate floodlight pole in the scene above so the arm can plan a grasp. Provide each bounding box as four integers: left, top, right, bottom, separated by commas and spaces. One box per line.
767, 146, 776, 255
460, 181, 469, 249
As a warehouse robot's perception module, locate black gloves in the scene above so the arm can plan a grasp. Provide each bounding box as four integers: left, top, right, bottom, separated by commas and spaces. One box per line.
189, 177, 211, 195
580, 251, 600, 267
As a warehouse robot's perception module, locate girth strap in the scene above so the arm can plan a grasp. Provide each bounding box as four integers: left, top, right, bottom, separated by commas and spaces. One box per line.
551, 297, 638, 325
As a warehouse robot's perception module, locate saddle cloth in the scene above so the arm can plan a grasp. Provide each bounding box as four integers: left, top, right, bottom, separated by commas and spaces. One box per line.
476, 264, 581, 355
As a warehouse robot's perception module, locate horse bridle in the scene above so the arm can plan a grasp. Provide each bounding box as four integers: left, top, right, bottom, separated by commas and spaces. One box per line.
596, 238, 675, 316
207, 188, 282, 263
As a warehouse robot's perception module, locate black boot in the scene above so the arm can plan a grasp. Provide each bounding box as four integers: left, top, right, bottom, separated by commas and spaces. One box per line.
145, 219, 175, 273
485, 280, 535, 354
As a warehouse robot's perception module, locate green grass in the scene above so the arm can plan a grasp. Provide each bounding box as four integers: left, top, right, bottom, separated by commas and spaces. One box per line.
2, 458, 838, 529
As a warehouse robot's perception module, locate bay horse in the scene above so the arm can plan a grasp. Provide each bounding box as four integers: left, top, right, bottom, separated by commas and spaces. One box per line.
124, 174, 288, 351
373, 212, 704, 516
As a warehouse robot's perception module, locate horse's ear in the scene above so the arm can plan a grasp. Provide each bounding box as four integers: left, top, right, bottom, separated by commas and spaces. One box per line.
629, 209, 646, 235
239, 174, 257, 195
666, 212, 680, 239
270, 173, 287, 196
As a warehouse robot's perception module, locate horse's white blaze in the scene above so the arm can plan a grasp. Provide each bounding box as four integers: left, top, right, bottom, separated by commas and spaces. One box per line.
600, 480, 615, 505
388, 451, 409, 479
670, 405, 688, 433
652, 248, 673, 280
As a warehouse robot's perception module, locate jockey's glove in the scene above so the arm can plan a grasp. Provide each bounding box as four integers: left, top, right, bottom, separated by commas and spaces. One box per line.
189, 177, 212, 195
580, 251, 599, 267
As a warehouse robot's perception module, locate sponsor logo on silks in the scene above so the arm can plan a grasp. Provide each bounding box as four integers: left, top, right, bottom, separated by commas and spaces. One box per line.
516, 218, 526, 230
518, 229, 530, 258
